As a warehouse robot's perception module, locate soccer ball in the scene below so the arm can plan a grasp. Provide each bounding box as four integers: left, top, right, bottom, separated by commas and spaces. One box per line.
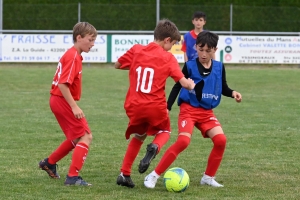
163, 167, 190, 192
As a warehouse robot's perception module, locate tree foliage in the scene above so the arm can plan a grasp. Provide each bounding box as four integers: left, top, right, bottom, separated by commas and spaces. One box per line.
3, 0, 300, 31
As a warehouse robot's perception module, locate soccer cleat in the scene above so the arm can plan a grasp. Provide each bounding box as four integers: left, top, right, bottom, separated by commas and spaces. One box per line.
116, 173, 135, 188
64, 175, 92, 186
200, 174, 224, 187
144, 171, 160, 189
39, 158, 60, 179
138, 143, 158, 174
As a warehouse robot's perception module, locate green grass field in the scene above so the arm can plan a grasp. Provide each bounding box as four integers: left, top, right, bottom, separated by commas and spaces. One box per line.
0, 63, 299, 200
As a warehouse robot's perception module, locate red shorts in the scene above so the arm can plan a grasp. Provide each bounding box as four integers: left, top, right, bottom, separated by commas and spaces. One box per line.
178, 103, 221, 138
124, 104, 170, 140
50, 95, 91, 140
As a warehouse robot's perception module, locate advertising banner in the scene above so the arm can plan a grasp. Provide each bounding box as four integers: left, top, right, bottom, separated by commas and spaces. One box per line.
1, 34, 299, 64
169, 35, 185, 63
111, 35, 187, 63
0, 34, 107, 63
218, 36, 300, 64
111, 35, 153, 62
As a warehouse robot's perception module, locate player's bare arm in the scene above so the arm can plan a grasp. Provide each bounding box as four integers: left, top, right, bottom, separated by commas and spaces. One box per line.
178, 77, 195, 90
58, 83, 85, 119
232, 91, 242, 103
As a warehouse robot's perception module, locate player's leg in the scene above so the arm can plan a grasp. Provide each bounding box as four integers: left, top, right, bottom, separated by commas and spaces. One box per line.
138, 112, 171, 174
144, 104, 195, 188
117, 124, 147, 188
65, 128, 93, 186
144, 132, 192, 188
138, 130, 170, 174
39, 140, 75, 179
39, 95, 75, 179
200, 121, 226, 187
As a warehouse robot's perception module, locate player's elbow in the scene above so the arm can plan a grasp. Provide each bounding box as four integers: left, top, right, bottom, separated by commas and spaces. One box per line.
114, 61, 121, 69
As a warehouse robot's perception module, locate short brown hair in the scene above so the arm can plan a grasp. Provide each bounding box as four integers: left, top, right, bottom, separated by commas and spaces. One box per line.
196, 31, 219, 49
193, 11, 206, 21
154, 19, 181, 42
73, 22, 97, 43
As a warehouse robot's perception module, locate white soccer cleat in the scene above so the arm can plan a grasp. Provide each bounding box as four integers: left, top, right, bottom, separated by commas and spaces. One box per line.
144, 171, 160, 189
200, 174, 224, 187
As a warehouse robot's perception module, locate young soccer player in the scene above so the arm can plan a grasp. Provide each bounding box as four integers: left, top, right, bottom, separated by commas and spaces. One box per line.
38, 22, 97, 186
181, 11, 209, 62
144, 31, 242, 188
115, 19, 196, 188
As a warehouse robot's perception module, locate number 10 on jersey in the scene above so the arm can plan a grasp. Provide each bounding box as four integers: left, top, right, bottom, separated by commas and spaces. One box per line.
136, 67, 154, 93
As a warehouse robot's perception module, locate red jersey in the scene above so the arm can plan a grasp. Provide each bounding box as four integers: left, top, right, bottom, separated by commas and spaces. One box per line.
50, 47, 83, 101
118, 42, 184, 108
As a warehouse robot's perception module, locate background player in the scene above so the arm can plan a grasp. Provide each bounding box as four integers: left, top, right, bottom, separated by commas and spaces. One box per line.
115, 19, 195, 188
181, 11, 216, 62
144, 31, 242, 188
39, 22, 97, 186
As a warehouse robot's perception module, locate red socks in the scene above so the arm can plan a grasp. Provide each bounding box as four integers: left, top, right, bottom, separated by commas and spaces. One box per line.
155, 135, 190, 175
48, 140, 75, 165
48, 140, 91, 177
120, 132, 170, 176
68, 142, 89, 177
121, 137, 143, 176
205, 134, 227, 177
154, 134, 226, 177
152, 132, 170, 154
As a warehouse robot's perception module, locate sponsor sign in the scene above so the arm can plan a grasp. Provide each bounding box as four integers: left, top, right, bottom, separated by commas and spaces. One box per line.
1, 34, 299, 64
218, 36, 300, 64
111, 35, 187, 63
0, 34, 107, 62
111, 35, 153, 62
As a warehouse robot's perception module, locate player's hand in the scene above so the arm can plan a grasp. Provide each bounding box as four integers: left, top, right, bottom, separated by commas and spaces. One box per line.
232, 91, 242, 103
187, 78, 195, 90
71, 105, 85, 119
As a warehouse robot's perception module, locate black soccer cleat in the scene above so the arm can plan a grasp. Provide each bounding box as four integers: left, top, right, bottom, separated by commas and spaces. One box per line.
39, 158, 60, 179
64, 175, 92, 186
117, 173, 135, 188
138, 143, 158, 174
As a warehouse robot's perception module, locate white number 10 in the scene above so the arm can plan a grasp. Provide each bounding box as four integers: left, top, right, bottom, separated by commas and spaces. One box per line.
136, 66, 154, 93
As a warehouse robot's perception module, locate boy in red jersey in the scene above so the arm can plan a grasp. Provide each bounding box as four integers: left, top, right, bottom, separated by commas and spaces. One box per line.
144, 31, 242, 188
115, 19, 196, 188
39, 22, 97, 186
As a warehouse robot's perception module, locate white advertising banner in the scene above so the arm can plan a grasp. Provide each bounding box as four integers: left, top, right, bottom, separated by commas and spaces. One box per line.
1, 34, 299, 64
218, 36, 300, 64
0, 34, 107, 63
111, 35, 153, 62
111, 35, 187, 63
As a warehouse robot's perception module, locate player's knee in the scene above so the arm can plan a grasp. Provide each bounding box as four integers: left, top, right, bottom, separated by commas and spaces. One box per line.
175, 135, 191, 152
134, 133, 147, 141
86, 132, 93, 141
82, 132, 93, 145
213, 134, 226, 149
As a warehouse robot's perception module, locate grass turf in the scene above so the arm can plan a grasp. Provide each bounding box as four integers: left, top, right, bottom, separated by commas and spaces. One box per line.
0, 63, 299, 200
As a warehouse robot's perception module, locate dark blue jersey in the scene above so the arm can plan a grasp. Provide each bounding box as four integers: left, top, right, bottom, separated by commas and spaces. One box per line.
182, 30, 208, 61
167, 59, 234, 111
178, 60, 223, 109
182, 31, 198, 61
